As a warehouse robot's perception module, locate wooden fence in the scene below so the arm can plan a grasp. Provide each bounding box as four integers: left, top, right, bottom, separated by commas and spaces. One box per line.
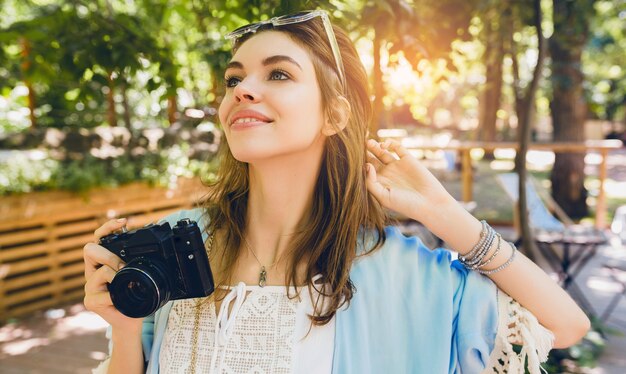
0, 178, 205, 322
400, 140, 623, 228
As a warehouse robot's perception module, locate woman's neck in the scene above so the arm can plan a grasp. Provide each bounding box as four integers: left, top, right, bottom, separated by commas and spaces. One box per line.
245, 149, 324, 265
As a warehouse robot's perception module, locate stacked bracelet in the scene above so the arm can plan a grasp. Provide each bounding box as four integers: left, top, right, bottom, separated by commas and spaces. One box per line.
477, 241, 517, 275
459, 220, 489, 262
464, 228, 496, 269
477, 233, 502, 269
459, 221, 516, 275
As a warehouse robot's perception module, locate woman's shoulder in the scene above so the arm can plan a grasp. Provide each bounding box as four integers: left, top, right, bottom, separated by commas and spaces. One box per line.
368, 225, 455, 263
354, 225, 460, 277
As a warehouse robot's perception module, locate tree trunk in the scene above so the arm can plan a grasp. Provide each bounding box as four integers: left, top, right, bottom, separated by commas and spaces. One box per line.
106, 72, 117, 127
548, 0, 592, 220
167, 95, 177, 125
479, 10, 505, 159
20, 38, 37, 129
513, 0, 545, 261
372, 28, 385, 137
121, 80, 131, 129
211, 71, 222, 104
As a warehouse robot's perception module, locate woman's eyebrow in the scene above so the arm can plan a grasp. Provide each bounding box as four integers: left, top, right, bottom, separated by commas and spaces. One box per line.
226, 61, 244, 70
225, 55, 303, 72
262, 55, 302, 71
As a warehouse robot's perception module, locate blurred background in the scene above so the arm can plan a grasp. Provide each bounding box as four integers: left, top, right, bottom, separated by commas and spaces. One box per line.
1, 0, 625, 373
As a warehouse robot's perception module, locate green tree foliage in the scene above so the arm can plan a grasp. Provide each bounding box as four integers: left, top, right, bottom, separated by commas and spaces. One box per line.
360, 0, 476, 132
0, 1, 177, 128
1, 0, 625, 157
0, 0, 339, 130
585, 0, 626, 123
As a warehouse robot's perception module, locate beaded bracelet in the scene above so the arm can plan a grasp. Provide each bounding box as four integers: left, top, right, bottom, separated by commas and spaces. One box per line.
459, 221, 517, 274
459, 221, 495, 268
459, 220, 489, 262
464, 228, 496, 268
476, 233, 502, 269
477, 241, 517, 275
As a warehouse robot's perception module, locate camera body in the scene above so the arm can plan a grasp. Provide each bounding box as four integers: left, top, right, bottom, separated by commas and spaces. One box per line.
100, 218, 214, 318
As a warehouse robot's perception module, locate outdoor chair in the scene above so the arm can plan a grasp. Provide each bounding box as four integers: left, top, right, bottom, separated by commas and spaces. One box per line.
496, 172, 607, 316
600, 259, 626, 325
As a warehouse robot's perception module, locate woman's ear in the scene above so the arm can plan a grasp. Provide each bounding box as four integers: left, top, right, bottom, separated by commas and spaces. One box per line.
322, 96, 351, 136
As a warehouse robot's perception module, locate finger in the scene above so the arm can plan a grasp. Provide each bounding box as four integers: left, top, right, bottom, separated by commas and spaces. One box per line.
94, 218, 127, 242
367, 139, 396, 164
84, 290, 114, 311
84, 264, 117, 293
365, 163, 390, 203
366, 151, 384, 170
84, 242, 125, 280
381, 139, 394, 149
386, 140, 410, 158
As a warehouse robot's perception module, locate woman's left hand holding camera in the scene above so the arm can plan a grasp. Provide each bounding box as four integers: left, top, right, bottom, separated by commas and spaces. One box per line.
84, 218, 145, 374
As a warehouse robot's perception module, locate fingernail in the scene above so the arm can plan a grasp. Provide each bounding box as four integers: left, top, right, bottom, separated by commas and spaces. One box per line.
118, 263, 125, 270
116, 218, 126, 223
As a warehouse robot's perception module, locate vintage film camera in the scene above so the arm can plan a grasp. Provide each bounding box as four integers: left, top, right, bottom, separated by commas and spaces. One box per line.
99, 218, 214, 318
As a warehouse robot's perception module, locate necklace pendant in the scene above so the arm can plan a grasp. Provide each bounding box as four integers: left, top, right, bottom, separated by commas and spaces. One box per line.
259, 266, 267, 287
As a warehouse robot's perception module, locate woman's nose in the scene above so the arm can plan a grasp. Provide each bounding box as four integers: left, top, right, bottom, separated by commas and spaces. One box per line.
233, 79, 260, 103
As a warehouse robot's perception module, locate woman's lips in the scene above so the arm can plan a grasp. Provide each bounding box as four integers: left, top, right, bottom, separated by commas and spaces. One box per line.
230, 118, 273, 130
229, 110, 273, 130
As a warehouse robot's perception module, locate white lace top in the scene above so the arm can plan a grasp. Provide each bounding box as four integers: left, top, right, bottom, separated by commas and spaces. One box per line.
159, 275, 334, 374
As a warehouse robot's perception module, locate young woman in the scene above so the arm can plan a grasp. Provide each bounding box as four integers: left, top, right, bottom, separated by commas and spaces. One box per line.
84, 10, 590, 374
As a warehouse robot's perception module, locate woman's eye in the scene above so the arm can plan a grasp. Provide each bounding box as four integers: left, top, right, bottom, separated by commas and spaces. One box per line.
225, 76, 241, 88
269, 70, 289, 81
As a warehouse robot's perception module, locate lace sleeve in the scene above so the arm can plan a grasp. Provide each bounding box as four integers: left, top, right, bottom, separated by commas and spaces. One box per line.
484, 290, 555, 374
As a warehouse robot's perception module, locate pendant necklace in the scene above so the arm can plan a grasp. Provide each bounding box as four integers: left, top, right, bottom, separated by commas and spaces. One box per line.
242, 236, 276, 287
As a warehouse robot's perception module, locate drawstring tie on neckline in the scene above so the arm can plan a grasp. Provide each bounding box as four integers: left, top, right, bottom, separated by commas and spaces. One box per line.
210, 282, 247, 372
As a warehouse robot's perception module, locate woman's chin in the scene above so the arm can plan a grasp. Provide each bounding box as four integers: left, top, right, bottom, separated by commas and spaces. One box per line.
229, 149, 270, 164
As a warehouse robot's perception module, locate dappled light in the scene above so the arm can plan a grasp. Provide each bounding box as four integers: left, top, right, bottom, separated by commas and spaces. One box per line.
0, 303, 109, 371
1, 0, 626, 373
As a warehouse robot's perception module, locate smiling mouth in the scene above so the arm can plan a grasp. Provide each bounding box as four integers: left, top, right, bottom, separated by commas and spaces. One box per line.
229, 117, 274, 130
232, 117, 271, 125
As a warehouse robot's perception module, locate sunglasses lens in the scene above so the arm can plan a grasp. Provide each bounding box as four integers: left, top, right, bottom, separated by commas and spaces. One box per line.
226, 24, 255, 39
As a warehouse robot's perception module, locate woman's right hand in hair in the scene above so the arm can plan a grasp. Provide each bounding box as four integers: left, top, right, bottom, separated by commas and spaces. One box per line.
83, 218, 144, 334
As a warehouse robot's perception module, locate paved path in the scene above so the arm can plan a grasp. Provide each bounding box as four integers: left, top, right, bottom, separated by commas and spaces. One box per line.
576, 241, 626, 374
0, 304, 109, 373
1, 235, 625, 373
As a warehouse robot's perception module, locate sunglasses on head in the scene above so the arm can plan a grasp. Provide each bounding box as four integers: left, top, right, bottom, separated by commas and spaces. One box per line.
225, 10, 346, 92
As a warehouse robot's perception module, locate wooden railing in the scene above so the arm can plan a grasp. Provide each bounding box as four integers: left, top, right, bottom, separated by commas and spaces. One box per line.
0, 178, 205, 322
401, 140, 623, 228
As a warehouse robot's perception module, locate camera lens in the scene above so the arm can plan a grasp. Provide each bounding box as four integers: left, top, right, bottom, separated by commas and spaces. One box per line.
126, 281, 150, 301
108, 258, 171, 318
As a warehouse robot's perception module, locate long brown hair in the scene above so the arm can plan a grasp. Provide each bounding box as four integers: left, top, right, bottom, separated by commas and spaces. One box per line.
203, 15, 388, 325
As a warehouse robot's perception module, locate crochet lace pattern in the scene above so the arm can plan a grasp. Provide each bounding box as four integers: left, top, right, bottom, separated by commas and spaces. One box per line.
160, 286, 298, 373
484, 290, 555, 374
